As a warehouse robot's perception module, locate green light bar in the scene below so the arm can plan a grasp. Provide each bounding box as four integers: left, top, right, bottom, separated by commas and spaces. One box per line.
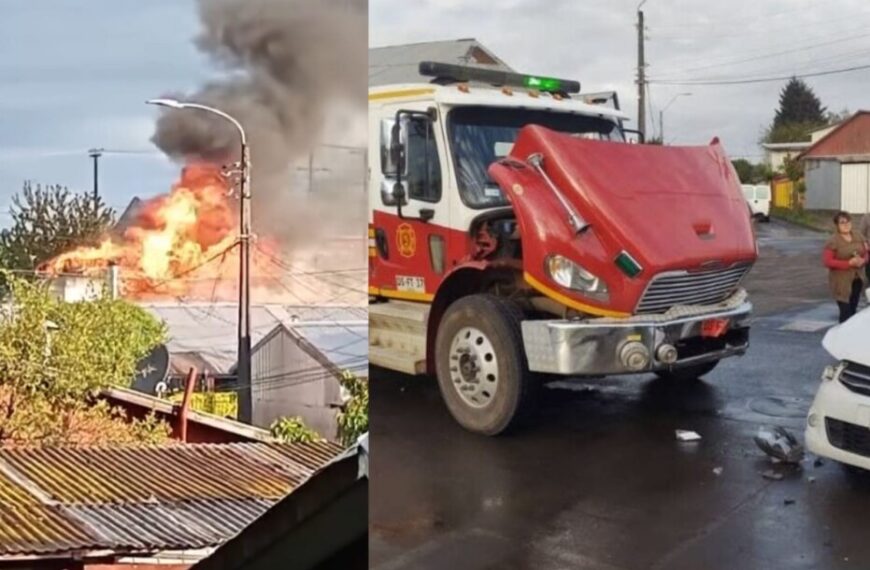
615, 251, 643, 278
523, 76, 562, 92
418, 61, 581, 94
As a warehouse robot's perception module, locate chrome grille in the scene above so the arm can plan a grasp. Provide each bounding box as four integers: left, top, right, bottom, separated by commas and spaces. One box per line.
636, 263, 751, 314
839, 361, 870, 397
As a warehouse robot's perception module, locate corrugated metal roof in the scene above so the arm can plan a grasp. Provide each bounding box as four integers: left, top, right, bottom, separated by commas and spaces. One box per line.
369, 38, 513, 86
292, 323, 368, 375
139, 303, 367, 375
0, 442, 342, 557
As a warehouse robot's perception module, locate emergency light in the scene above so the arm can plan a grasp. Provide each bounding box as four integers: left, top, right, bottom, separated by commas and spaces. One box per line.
419, 61, 581, 94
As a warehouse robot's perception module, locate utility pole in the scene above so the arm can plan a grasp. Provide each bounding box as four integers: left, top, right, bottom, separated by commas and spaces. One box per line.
637, 1, 648, 140
237, 142, 252, 422
146, 99, 252, 420
88, 148, 103, 211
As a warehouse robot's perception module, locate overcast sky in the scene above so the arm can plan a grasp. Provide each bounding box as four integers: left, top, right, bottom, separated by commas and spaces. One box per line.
371, 0, 870, 160
0, 0, 206, 219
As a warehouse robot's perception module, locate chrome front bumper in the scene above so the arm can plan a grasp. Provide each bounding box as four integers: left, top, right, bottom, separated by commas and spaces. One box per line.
521, 301, 752, 375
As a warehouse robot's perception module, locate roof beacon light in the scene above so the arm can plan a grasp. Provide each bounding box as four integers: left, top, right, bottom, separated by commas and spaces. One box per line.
419, 61, 580, 94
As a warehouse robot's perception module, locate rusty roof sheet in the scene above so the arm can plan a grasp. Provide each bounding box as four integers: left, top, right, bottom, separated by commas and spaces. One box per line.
0, 441, 343, 557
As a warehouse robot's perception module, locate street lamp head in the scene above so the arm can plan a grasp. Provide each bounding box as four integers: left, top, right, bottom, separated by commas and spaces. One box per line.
146, 98, 185, 109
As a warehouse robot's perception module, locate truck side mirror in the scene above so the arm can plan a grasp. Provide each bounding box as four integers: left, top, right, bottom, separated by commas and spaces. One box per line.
390, 122, 406, 175
380, 118, 405, 178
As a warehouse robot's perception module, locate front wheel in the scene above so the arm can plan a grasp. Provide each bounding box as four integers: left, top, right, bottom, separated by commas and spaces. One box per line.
434, 294, 536, 436
655, 360, 719, 382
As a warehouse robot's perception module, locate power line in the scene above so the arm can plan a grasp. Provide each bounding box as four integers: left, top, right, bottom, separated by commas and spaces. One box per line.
653, 31, 870, 78
652, 13, 870, 41
649, 62, 870, 86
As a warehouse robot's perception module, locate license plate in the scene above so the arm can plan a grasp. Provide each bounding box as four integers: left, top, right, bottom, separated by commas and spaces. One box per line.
701, 318, 730, 338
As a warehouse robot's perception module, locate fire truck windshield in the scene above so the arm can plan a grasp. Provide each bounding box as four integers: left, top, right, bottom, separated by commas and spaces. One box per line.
448, 106, 624, 209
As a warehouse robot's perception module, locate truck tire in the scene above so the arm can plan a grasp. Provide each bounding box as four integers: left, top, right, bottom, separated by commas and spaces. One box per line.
655, 360, 719, 382
434, 294, 536, 436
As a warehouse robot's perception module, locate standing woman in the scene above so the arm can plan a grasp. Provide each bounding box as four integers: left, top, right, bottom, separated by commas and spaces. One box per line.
823, 211, 868, 323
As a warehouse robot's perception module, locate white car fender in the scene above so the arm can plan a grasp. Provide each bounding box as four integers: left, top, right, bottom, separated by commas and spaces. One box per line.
822, 306, 870, 365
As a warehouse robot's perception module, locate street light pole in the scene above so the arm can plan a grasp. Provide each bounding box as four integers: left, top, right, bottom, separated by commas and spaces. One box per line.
146, 98, 252, 421
659, 92, 692, 142
88, 148, 103, 212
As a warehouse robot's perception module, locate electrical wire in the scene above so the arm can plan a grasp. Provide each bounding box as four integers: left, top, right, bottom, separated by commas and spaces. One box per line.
652, 31, 870, 79
649, 62, 870, 86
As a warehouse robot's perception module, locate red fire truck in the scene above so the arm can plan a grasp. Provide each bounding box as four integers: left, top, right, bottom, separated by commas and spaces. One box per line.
368, 62, 757, 435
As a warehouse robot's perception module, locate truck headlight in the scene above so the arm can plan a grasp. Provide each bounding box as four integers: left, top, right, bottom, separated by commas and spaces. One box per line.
546, 255, 608, 296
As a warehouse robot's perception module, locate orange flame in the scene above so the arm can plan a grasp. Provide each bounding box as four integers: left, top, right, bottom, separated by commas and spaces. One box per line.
41, 163, 367, 305
41, 163, 239, 298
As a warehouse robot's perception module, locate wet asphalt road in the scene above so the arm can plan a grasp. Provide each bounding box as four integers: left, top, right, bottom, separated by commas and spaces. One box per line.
370, 220, 870, 570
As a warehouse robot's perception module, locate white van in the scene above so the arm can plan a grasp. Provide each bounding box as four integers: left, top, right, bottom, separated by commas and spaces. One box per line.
741, 184, 771, 222
806, 309, 870, 471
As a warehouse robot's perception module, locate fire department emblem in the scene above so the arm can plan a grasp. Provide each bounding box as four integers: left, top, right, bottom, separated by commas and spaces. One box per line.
396, 223, 416, 258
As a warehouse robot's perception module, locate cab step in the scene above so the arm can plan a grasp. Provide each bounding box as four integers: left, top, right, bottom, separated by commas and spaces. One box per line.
369, 300, 429, 375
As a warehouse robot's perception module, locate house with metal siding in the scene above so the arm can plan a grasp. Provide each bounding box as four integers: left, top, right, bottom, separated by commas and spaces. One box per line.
251, 321, 368, 439
134, 303, 367, 439
800, 111, 870, 213
369, 38, 514, 87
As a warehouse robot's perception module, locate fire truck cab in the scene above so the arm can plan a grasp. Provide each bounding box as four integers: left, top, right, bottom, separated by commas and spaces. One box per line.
368, 62, 756, 435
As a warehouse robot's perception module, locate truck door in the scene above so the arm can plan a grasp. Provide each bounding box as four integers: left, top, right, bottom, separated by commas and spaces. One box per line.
370, 107, 449, 302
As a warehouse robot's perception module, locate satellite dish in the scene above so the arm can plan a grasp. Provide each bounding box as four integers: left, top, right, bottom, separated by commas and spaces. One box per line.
132, 343, 170, 395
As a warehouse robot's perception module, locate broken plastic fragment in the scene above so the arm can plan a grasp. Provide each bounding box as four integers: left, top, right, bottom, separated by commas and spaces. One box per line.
675, 429, 702, 442
754, 426, 804, 464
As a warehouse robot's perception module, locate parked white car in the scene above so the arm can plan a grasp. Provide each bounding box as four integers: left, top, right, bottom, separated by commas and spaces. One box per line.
742, 184, 771, 222
806, 308, 870, 471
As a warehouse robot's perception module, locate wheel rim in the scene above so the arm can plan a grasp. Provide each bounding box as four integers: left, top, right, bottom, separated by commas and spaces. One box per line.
448, 326, 499, 408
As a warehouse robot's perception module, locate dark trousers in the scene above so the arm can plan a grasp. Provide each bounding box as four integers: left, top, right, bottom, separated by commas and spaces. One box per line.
838, 278, 863, 323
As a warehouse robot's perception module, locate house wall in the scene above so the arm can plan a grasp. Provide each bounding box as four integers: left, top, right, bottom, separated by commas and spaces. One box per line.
805, 158, 842, 210
841, 162, 870, 214
251, 330, 340, 440
767, 149, 804, 172
104, 396, 263, 444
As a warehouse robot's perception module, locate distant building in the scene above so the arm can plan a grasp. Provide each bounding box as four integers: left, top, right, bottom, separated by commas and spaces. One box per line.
140, 302, 368, 438
762, 141, 813, 172
369, 38, 513, 87
0, 441, 343, 569
800, 111, 870, 213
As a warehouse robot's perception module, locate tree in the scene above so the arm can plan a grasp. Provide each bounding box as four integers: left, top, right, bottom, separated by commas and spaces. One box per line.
270, 416, 323, 443
0, 182, 114, 275
0, 273, 169, 444
773, 78, 826, 127
763, 77, 828, 143
337, 371, 368, 447
752, 162, 775, 183
732, 159, 754, 183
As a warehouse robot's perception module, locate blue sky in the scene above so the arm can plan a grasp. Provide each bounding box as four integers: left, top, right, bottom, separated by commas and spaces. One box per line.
0, 0, 210, 220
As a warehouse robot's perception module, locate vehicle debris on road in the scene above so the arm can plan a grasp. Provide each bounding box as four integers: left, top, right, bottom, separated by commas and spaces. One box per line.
676, 429, 702, 442
754, 425, 804, 464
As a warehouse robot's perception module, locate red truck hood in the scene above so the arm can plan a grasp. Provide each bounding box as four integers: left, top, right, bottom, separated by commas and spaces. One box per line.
488, 125, 757, 316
